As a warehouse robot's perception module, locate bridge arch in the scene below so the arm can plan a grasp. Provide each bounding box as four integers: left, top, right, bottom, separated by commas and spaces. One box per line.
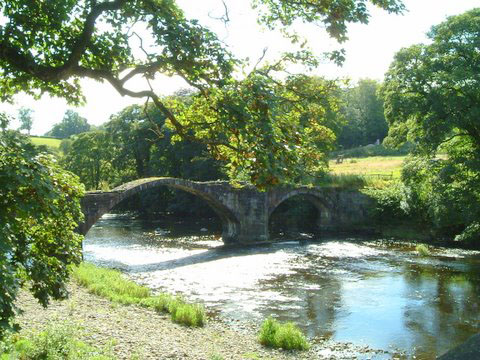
79, 178, 240, 243
268, 188, 336, 233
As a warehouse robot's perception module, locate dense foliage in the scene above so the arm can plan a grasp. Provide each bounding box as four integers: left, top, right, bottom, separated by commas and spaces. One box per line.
46, 110, 91, 139
0, 128, 84, 339
61, 98, 226, 190
0, 0, 404, 187
169, 74, 342, 186
338, 79, 388, 149
381, 8, 480, 244
62, 130, 114, 190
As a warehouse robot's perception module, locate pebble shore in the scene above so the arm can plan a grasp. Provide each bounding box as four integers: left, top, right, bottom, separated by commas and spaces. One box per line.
15, 283, 316, 359
15, 283, 396, 359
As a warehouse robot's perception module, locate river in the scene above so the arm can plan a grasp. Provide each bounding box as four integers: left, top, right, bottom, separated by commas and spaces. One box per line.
84, 214, 480, 359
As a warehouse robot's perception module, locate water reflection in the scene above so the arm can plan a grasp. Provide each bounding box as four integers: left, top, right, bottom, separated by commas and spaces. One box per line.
84, 215, 480, 359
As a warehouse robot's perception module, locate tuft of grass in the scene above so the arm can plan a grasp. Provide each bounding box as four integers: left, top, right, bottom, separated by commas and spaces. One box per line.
415, 244, 431, 256
72, 262, 150, 304
0, 321, 114, 359
139, 293, 174, 313
139, 294, 206, 327
258, 317, 310, 351
170, 303, 206, 327
72, 263, 206, 327
242, 352, 261, 359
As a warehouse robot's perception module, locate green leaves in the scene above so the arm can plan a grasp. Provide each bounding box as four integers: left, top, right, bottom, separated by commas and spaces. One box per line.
167, 73, 339, 187
61, 130, 114, 190
252, 0, 405, 64
0, 0, 405, 188
383, 9, 480, 154
0, 130, 85, 339
47, 110, 90, 139
253, 0, 405, 41
382, 9, 480, 244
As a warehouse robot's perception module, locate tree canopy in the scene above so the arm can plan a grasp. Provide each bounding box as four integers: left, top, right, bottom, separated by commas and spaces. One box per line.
61, 96, 227, 190
0, 0, 404, 187
338, 79, 387, 149
0, 128, 84, 338
382, 8, 480, 153
46, 110, 91, 138
382, 8, 480, 244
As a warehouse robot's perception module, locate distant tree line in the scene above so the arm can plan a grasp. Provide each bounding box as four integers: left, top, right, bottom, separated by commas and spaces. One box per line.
45, 110, 91, 139
337, 79, 388, 150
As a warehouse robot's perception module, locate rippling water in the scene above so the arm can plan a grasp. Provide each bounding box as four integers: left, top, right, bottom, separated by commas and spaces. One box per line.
84, 214, 480, 359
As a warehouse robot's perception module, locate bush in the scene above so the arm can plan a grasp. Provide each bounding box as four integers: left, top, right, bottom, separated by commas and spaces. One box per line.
258, 317, 310, 351
362, 181, 409, 221
454, 222, 480, 245
0, 321, 114, 359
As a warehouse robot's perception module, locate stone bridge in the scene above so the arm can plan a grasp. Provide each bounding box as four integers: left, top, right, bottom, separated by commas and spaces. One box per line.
79, 177, 374, 245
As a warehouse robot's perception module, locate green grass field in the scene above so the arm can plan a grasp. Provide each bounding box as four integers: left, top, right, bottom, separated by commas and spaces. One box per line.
329, 156, 405, 179
29, 136, 62, 149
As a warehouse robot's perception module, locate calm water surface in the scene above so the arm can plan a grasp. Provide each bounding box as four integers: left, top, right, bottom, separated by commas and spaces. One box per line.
84, 214, 480, 359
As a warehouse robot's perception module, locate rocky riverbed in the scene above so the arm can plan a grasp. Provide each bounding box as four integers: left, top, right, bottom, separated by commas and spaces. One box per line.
15, 282, 402, 359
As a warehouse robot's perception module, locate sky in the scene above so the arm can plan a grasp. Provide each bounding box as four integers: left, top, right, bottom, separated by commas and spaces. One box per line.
1, 0, 478, 135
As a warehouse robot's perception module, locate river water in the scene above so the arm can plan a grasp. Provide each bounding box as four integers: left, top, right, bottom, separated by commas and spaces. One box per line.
84, 214, 480, 359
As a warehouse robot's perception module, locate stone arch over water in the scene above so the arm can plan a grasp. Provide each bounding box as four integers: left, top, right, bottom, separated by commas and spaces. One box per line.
80, 178, 373, 245
267, 188, 335, 232
79, 178, 240, 243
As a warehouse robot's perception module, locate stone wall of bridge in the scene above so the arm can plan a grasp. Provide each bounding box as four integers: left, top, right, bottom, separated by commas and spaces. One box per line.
267, 186, 374, 233
79, 177, 376, 245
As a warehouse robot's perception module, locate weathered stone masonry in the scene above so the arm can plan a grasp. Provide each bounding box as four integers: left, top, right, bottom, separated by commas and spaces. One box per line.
79, 177, 374, 245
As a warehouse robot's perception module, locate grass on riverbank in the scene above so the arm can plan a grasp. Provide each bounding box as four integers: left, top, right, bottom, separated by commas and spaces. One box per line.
258, 317, 310, 351
0, 321, 114, 359
72, 263, 206, 327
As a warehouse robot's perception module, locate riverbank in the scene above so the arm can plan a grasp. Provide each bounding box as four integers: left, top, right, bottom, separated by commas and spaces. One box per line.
13, 280, 399, 359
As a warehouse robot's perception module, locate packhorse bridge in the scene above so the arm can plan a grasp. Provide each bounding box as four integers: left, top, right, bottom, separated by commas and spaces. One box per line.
79, 177, 374, 245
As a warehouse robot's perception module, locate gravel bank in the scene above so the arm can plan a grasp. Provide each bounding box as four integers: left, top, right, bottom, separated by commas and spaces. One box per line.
15, 283, 398, 359
15, 283, 312, 359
